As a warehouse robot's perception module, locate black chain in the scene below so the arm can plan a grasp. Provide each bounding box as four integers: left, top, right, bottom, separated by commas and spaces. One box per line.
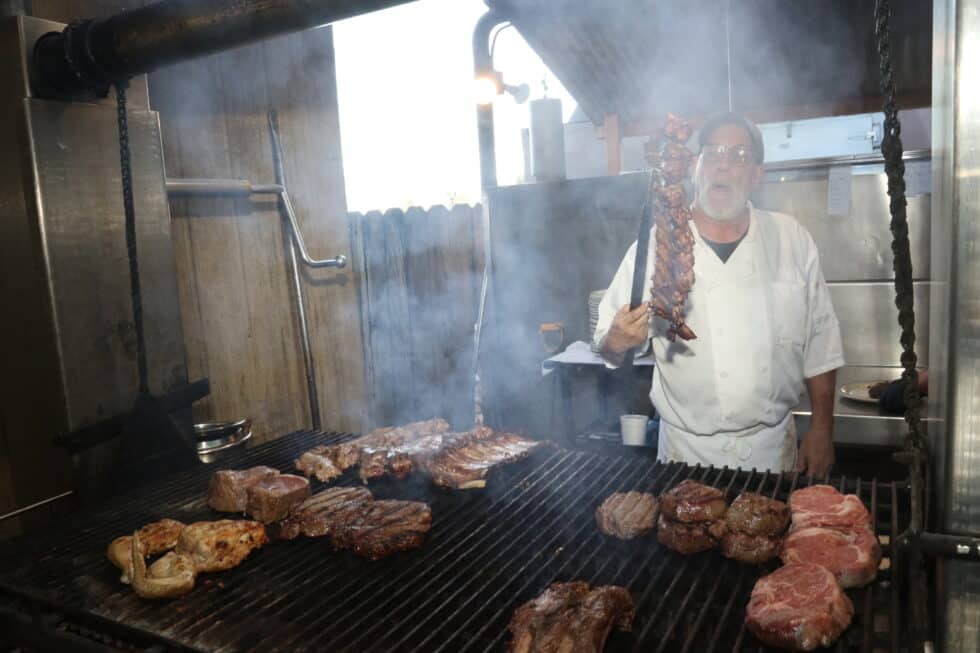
115, 81, 150, 396
874, 0, 924, 449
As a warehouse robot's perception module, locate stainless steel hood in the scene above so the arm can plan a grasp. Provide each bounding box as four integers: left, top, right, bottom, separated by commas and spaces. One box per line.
930, 0, 980, 649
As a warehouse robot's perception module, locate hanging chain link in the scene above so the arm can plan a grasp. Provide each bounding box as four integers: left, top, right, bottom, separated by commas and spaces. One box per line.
874, 0, 924, 450
115, 81, 150, 396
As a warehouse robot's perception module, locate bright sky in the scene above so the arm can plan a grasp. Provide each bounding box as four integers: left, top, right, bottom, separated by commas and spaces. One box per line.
333, 0, 577, 212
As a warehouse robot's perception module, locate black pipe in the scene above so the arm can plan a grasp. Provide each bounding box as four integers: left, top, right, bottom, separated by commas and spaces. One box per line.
473, 9, 504, 190
33, 0, 418, 97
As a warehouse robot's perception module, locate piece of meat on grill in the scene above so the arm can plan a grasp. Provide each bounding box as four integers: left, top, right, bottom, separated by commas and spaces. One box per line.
294, 447, 342, 482
129, 532, 197, 600
595, 492, 659, 539
659, 479, 728, 523
358, 447, 390, 483
245, 474, 311, 524
720, 531, 782, 564
657, 514, 724, 554
271, 486, 374, 540
724, 491, 790, 537
107, 518, 186, 584
508, 582, 634, 653
175, 520, 268, 573
789, 485, 872, 532
426, 433, 543, 489
781, 526, 882, 588
330, 500, 432, 560
207, 466, 279, 513
746, 562, 854, 651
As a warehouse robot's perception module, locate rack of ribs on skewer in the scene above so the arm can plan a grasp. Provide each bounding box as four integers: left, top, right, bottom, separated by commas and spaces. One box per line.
646, 113, 697, 342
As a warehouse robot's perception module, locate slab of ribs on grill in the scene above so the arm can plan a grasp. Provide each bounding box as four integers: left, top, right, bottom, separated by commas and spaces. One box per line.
293, 418, 546, 489
507, 582, 634, 653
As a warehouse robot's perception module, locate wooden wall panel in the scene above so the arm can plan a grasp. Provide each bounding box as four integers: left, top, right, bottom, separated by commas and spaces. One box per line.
150, 29, 364, 442
28, 0, 365, 442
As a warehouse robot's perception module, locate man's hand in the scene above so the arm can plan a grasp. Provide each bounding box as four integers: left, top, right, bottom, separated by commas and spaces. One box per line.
797, 428, 834, 478
600, 303, 650, 361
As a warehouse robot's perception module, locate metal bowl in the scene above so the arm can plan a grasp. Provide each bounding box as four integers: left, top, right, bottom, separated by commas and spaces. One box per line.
193, 419, 252, 464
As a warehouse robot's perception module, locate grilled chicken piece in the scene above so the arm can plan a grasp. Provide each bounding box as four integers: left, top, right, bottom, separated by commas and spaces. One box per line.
107, 518, 186, 584
245, 474, 310, 523
724, 492, 789, 537
207, 466, 279, 513
175, 520, 267, 572
659, 479, 727, 523
129, 532, 197, 600
595, 492, 659, 539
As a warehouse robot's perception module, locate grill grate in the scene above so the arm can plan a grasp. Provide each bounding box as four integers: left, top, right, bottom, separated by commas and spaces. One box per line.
0, 430, 913, 652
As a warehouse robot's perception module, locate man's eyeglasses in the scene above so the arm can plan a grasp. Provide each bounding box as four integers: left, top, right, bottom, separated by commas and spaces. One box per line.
700, 144, 753, 167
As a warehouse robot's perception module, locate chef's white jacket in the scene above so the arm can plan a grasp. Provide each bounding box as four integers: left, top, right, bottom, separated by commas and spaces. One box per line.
593, 205, 844, 470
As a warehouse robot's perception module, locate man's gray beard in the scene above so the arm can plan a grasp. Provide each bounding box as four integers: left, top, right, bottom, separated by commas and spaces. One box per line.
695, 182, 748, 222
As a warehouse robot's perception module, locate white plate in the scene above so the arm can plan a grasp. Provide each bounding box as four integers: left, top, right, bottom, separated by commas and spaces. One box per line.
839, 380, 894, 404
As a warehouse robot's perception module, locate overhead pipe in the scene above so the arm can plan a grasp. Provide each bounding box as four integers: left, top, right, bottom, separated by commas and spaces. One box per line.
32, 0, 418, 97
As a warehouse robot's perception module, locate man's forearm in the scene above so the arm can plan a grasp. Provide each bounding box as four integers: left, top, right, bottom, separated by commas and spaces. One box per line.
805, 369, 837, 434
597, 334, 626, 366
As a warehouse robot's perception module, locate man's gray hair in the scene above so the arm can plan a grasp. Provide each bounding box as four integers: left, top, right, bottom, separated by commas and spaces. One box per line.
697, 112, 765, 164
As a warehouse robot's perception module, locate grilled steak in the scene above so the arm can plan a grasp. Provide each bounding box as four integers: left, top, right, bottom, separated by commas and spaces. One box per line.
272, 487, 374, 540
659, 479, 727, 523
294, 447, 342, 482
175, 520, 267, 573
595, 492, 659, 539
781, 526, 881, 588
245, 474, 310, 524
508, 582, 634, 653
720, 531, 781, 564
358, 447, 390, 483
746, 562, 854, 651
426, 432, 542, 489
107, 518, 186, 584
724, 492, 789, 537
789, 485, 872, 532
656, 514, 724, 554
207, 466, 279, 513
331, 500, 432, 560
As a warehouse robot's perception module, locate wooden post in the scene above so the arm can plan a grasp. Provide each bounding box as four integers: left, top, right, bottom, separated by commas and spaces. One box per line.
604, 113, 622, 175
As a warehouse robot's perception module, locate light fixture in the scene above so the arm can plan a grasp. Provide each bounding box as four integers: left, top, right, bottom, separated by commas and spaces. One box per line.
474, 69, 529, 105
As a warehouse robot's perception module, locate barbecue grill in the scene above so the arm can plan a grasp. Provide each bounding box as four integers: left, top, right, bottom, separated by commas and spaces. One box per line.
0, 430, 914, 652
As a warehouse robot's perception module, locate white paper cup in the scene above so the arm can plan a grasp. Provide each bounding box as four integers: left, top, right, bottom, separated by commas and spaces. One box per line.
620, 414, 649, 446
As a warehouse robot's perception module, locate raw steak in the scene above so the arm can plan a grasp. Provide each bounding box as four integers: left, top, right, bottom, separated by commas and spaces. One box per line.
245, 474, 311, 524
207, 466, 279, 513
789, 485, 872, 532
781, 526, 881, 588
746, 562, 854, 651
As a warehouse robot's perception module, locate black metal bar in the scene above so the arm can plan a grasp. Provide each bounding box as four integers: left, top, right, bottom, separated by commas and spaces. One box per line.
32, 0, 419, 97
473, 10, 503, 190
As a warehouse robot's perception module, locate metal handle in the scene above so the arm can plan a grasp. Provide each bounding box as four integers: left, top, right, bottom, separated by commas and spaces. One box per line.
165, 178, 347, 269
0, 491, 74, 523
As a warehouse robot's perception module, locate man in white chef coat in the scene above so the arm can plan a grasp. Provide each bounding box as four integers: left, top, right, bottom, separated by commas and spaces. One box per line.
593, 113, 843, 476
